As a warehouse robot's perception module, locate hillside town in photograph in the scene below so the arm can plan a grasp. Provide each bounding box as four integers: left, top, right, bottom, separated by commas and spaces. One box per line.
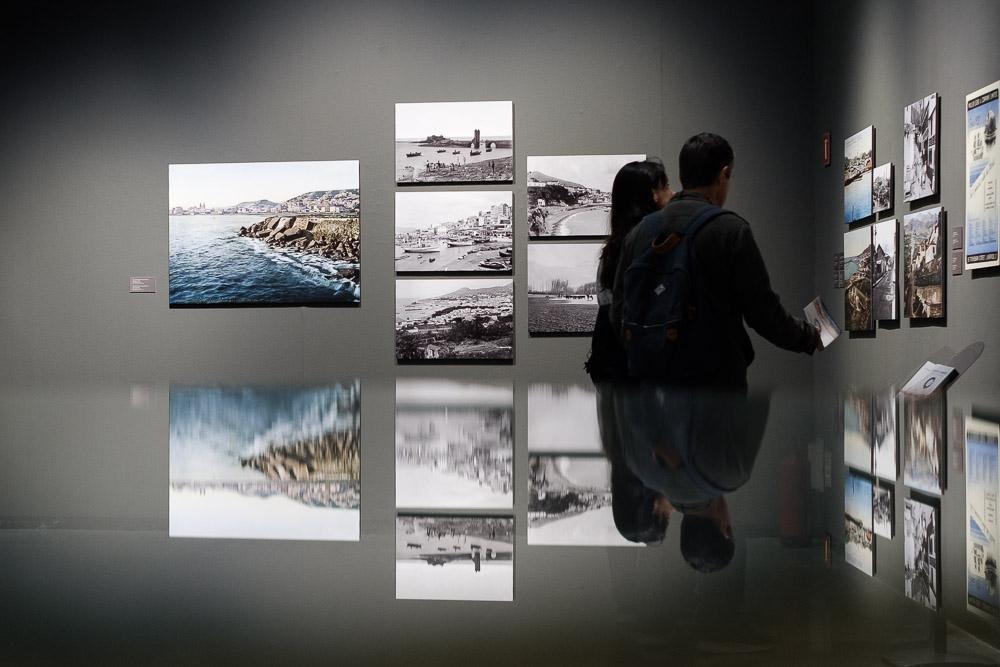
872, 162, 893, 213
872, 219, 897, 321
844, 226, 874, 331
903, 207, 944, 319
904, 93, 939, 202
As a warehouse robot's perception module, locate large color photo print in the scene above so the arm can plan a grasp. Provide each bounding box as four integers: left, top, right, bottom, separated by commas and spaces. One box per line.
168, 161, 361, 306
844, 126, 874, 224
966, 81, 1000, 269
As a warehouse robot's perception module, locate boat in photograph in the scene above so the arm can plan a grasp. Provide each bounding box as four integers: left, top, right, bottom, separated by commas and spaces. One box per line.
402, 244, 441, 253
406, 151, 422, 158
470, 150, 481, 156
479, 260, 505, 270
446, 238, 475, 247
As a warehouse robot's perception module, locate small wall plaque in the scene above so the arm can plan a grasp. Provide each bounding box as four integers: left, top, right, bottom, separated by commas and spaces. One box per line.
951, 226, 964, 251
822, 132, 831, 167
130, 277, 156, 293
951, 249, 964, 276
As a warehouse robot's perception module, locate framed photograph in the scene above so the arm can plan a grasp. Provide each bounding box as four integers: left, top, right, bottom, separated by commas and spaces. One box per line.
845, 470, 875, 576
903, 93, 939, 202
395, 191, 512, 274
395, 278, 514, 362
903, 207, 945, 319
527, 383, 603, 453
169, 161, 361, 306
903, 393, 944, 496
844, 392, 873, 473
965, 81, 1000, 270
526, 154, 644, 238
873, 482, 894, 539
395, 101, 513, 184
844, 126, 874, 224
966, 416, 1000, 616
169, 383, 361, 541
396, 514, 514, 601
872, 163, 893, 213
527, 243, 602, 335
904, 498, 939, 610
395, 379, 512, 509
872, 219, 898, 321
844, 226, 874, 331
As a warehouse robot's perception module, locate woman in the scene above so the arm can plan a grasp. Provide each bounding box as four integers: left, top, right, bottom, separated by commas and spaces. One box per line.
586, 159, 673, 381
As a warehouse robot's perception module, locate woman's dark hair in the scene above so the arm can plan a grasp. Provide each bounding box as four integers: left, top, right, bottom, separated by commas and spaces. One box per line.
599, 159, 668, 288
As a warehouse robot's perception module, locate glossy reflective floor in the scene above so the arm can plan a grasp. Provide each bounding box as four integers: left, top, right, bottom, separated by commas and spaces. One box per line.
3, 374, 1000, 666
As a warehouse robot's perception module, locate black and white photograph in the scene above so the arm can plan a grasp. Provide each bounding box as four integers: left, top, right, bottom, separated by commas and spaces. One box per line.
845, 470, 875, 575
872, 219, 898, 321
528, 455, 639, 547
903, 394, 944, 496
169, 383, 361, 541
844, 392, 873, 473
395, 192, 512, 273
395, 101, 513, 184
527, 383, 602, 453
395, 278, 514, 362
527, 243, 602, 335
169, 161, 360, 306
904, 93, 939, 202
903, 207, 944, 319
395, 379, 512, 509
527, 154, 644, 238
904, 498, 939, 610
872, 162, 893, 213
844, 126, 874, 224
874, 386, 897, 481
396, 515, 514, 602
873, 482, 894, 539
844, 226, 874, 331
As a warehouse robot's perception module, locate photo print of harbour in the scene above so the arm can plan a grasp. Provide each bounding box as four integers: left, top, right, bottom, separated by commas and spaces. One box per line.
904, 93, 939, 202
527, 383, 602, 453
395, 191, 512, 273
528, 455, 638, 547
396, 515, 514, 602
873, 483, 894, 539
169, 161, 360, 306
903, 394, 944, 496
844, 126, 874, 224
872, 219, 897, 321
903, 207, 944, 319
395, 379, 512, 509
395, 101, 513, 184
965, 81, 999, 269
169, 383, 361, 541
845, 470, 874, 576
843, 226, 874, 331
872, 163, 893, 213
966, 417, 1000, 616
526, 154, 644, 237
905, 498, 939, 610
395, 278, 513, 362
527, 243, 602, 334
874, 386, 897, 481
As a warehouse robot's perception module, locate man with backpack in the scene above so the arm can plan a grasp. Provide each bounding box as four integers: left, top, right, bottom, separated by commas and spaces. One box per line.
610, 133, 820, 387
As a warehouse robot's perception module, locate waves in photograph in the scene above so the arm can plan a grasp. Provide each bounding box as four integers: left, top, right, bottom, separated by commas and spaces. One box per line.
169, 383, 361, 541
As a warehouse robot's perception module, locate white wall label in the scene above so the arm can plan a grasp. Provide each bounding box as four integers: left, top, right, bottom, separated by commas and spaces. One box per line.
129, 277, 156, 293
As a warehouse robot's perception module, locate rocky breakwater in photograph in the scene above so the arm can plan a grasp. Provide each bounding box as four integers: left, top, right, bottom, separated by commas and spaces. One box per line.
239, 214, 360, 282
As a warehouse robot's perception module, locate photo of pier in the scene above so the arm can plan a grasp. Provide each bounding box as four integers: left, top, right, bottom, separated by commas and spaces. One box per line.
527, 243, 602, 334
395, 191, 512, 273
844, 126, 874, 224
527, 154, 644, 237
395, 101, 513, 184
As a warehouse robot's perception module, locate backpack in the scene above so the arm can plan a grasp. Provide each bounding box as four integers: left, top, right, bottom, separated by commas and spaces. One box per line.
621, 204, 724, 380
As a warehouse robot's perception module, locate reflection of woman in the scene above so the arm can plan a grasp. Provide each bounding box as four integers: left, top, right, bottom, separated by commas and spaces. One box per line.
586, 160, 673, 380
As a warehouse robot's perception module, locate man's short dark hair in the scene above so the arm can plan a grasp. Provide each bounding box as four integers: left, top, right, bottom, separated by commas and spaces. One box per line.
680, 514, 734, 572
679, 133, 735, 189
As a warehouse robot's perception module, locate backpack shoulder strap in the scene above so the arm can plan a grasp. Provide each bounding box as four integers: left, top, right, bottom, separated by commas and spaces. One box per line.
682, 204, 725, 238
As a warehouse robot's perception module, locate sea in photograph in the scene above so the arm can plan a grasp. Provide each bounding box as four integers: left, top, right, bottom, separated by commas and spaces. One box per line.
528, 294, 599, 334
169, 215, 359, 305
394, 239, 511, 272
544, 207, 610, 236
396, 140, 513, 180
844, 175, 873, 224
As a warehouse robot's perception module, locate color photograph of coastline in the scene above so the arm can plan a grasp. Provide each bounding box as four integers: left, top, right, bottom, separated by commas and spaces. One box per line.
169, 161, 360, 306
527, 154, 644, 237
395, 278, 513, 362
527, 243, 601, 334
845, 470, 875, 576
395, 101, 513, 184
903, 207, 944, 319
844, 126, 874, 224
169, 383, 361, 541
395, 191, 512, 273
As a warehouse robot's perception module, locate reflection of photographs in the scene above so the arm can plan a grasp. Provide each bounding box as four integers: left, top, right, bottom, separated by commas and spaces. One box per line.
904, 498, 939, 609
395, 192, 513, 274
527, 383, 602, 453
844, 392, 873, 473
903, 207, 945, 319
872, 219, 897, 320
844, 126, 874, 223
396, 514, 514, 601
874, 387, 897, 480
966, 417, 1000, 616
843, 226, 874, 331
872, 163, 893, 212
169, 383, 361, 541
527, 243, 601, 334
903, 394, 944, 496
395, 101, 513, 184
395, 379, 513, 509
845, 470, 874, 576
873, 483, 894, 538
904, 93, 938, 202
527, 154, 644, 237
528, 455, 638, 547
395, 278, 513, 362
